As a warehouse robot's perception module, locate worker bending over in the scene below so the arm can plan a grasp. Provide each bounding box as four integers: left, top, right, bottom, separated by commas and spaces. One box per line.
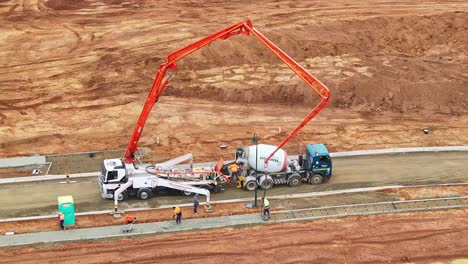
173, 206, 182, 224
122, 214, 137, 233
125, 214, 136, 224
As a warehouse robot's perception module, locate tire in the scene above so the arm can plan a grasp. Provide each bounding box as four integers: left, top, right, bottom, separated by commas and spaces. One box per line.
244, 180, 257, 191
288, 176, 302, 187
137, 188, 152, 200
116, 190, 128, 201
182, 190, 192, 196
310, 174, 323, 185
260, 179, 274, 190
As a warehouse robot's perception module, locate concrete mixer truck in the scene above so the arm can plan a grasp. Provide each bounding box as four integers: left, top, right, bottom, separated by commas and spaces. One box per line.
231, 144, 332, 191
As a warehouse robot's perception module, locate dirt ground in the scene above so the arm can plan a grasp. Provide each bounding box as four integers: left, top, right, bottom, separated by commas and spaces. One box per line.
381, 185, 468, 200
0, 0, 467, 163
0, 209, 467, 263
0, 201, 263, 235
1, 0, 467, 262
0, 184, 465, 235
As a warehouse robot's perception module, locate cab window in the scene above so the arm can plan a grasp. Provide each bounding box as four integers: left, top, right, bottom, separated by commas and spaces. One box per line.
107, 170, 118, 180
319, 156, 331, 165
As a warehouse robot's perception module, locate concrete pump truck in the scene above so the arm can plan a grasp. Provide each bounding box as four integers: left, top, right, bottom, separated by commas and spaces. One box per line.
98, 20, 330, 213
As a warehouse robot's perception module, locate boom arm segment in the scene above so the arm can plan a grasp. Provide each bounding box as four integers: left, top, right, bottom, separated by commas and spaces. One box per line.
123, 20, 252, 164
123, 20, 330, 167
242, 24, 330, 167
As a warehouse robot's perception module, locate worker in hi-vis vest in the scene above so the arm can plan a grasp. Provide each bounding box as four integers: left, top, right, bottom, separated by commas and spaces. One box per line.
228, 163, 240, 183
173, 206, 182, 224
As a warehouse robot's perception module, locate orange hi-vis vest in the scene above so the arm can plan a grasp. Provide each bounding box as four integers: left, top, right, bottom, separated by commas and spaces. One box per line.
173, 207, 181, 216
229, 164, 239, 173
125, 215, 135, 224
59, 213, 64, 220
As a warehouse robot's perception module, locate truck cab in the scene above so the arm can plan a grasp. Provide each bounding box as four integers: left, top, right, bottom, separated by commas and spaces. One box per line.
303, 144, 332, 182
100, 159, 127, 184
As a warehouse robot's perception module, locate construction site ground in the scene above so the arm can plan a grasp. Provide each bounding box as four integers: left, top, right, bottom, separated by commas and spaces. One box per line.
1, 0, 468, 262
0, 209, 467, 263
1, 183, 467, 235
0, 1, 467, 164
1, 151, 468, 219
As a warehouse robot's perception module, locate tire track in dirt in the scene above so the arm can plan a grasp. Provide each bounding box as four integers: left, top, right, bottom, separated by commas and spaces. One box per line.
63, 24, 82, 53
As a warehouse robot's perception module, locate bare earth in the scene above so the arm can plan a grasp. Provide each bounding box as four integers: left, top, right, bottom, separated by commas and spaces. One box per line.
0, 185, 467, 235
0, 210, 467, 264
0, 0, 467, 163
0, 0, 467, 262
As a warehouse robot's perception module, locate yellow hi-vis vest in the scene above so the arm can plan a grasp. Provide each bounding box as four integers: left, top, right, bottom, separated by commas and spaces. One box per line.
263, 198, 270, 207
228, 164, 239, 173
173, 207, 181, 216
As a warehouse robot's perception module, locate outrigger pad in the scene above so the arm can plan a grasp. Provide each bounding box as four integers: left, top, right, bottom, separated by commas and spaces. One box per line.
204, 204, 213, 213
112, 210, 124, 219
113, 213, 122, 219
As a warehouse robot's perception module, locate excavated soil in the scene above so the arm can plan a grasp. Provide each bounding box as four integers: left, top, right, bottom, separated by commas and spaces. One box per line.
382, 185, 468, 200
0, 209, 467, 263
1, 0, 468, 262
0, 0, 467, 163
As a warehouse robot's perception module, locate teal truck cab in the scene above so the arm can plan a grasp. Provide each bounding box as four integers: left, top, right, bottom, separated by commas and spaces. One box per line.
301, 144, 332, 184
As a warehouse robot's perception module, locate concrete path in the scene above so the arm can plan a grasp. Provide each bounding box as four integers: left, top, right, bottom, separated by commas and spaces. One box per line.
0, 172, 99, 184
0, 214, 263, 247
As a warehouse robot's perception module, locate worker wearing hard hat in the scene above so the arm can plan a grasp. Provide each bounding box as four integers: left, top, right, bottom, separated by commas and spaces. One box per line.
173, 206, 182, 224
58, 212, 65, 230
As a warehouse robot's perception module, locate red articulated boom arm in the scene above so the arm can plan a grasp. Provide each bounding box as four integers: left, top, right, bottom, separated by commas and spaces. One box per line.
123, 20, 330, 169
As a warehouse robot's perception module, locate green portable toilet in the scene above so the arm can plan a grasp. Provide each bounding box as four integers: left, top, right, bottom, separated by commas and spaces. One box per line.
58, 196, 75, 226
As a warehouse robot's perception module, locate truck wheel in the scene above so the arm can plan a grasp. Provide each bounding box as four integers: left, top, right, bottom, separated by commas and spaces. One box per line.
310, 174, 323, 185
137, 188, 152, 200
116, 190, 128, 201
244, 180, 257, 191
288, 176, 302, 187
261, 179, 274, 190
182, 191, 192, 196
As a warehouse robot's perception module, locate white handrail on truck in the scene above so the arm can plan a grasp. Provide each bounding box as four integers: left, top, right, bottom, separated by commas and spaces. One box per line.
114, 180, 133, 212
153, 153, 193, 171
